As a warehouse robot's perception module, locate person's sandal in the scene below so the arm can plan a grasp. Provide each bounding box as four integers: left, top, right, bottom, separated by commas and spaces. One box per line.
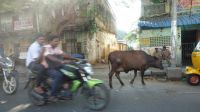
48, 96, 58, 102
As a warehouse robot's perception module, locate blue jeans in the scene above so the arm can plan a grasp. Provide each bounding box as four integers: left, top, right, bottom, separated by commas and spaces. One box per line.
46, 69, 63, 96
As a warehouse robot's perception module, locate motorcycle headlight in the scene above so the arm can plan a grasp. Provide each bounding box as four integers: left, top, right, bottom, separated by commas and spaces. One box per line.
83, 64, 94, 75
6, 62, 13, 67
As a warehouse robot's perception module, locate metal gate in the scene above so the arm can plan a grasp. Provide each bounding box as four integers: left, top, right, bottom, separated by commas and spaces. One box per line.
182, 43, 196, 66
62, 31, 82, 54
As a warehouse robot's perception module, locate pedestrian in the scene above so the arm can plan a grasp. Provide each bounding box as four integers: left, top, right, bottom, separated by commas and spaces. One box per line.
26, 33, 46, 94
162, 45, 171, 67
153, 47, 162, 59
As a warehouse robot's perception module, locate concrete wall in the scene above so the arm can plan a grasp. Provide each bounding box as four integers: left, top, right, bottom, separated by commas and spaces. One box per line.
118, 43, 128, 51
62, 29, 117, 64
87, 31, 117, 64
0, 0, 117, 64
0, 32, 35, 58
59, 0, 116, 64
139, 27, 182, 66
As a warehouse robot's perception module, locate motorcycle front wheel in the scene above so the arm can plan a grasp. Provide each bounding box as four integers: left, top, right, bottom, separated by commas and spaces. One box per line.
85, 83, 110, 111
2, 73, 18, 95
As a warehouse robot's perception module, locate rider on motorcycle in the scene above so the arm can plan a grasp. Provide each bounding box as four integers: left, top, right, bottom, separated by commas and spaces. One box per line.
26, 34, 46, 94
40, 35, 78, 101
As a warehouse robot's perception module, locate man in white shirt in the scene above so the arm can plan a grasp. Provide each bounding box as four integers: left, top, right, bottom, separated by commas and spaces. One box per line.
26, 34, 46, 93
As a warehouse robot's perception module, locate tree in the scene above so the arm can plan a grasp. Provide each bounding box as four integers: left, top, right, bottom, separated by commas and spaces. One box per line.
0, 0, 32, 12
124, 31, 137, 42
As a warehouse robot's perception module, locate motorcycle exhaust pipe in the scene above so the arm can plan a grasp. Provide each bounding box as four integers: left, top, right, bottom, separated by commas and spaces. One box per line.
30, 91, 44, 100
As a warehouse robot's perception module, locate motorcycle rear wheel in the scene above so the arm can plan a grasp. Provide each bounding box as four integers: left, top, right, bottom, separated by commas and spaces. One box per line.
85, 83, 110, 110
28, 81, 46, 106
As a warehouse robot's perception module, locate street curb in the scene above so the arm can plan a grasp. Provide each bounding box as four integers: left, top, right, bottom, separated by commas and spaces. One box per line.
92, 64, 108, 69
168, 77, 182, 81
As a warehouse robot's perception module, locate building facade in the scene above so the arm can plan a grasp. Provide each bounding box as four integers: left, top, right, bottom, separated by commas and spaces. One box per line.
138, 0, 200, 66
0, 0, 117, 64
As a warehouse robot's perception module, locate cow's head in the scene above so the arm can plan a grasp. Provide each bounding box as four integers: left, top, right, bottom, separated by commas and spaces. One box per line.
153, 56, 164, 70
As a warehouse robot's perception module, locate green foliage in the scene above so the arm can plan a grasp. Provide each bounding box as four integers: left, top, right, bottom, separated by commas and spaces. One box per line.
124, 32, 137, 42
77, 0, 97, 33
89, 20, 97, 33
82, 19, 97, 33
87, 6, 96, 18
77, 0, 96, 19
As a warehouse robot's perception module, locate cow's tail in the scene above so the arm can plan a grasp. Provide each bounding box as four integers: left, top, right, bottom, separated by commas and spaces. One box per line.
108, 54, 111, 72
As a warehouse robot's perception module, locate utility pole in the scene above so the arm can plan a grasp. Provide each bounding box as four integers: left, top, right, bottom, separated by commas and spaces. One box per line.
171, 0, 177, 67
35, 0, 40, 33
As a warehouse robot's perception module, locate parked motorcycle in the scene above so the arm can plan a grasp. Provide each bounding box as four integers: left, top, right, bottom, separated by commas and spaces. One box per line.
0, 55, 19, 94
25, 59, 110, 110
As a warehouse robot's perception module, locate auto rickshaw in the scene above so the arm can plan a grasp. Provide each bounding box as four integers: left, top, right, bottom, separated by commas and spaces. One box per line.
185, 41, 200, 86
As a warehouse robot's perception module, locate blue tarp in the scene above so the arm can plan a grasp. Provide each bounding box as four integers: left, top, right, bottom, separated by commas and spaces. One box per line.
71, 53, 85, 59
138, 14, 200, 28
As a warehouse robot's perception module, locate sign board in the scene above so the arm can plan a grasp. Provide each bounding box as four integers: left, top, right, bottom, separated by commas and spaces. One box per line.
178, 0, 200, 13
143, 3, 167, 17
14, 17, 33, 31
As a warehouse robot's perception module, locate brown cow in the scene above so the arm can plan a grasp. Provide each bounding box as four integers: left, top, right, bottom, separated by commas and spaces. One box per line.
108, 50, 163, 88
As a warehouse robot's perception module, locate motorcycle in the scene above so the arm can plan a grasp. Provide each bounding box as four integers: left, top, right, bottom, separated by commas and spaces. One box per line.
25, 59, 110, 110
0, 55, 19, 94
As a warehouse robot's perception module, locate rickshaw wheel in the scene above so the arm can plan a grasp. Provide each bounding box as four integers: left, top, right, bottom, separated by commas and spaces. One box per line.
187, 74, 200, 86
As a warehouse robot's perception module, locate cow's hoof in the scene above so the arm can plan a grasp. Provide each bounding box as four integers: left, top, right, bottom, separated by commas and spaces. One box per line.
130, 84, 134, 88
142, 83, 146, 85
120, 85, 124, 88
109, 84, 113, 89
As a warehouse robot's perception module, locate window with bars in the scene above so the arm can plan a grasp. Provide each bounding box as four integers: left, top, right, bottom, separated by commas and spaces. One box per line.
0, 16, 13, 32
150, 36, 171, 46
140, 36, 171, 47
63, 32, 83, 54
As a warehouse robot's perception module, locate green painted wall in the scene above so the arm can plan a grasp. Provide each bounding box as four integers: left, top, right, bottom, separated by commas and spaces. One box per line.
139, 27, 182, 66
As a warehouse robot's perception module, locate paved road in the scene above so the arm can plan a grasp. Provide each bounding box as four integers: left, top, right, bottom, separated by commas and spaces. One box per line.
1, 65, 200, 112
